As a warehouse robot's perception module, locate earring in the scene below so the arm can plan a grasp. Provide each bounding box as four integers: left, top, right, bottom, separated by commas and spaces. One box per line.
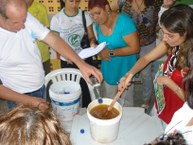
108, 11, 111, 16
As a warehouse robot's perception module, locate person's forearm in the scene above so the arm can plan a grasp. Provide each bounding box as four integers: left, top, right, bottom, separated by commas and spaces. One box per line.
113, 32, 140, 56
0, 85, 49, 109
125, 57, 150, 79
45, 32, 85, 68
0, 85, 34, 105
87, 25, 97, 47
163, 78, 185, 101
111, 45, 140, 56
124, 41, 167, 79
89, 37, 97, 47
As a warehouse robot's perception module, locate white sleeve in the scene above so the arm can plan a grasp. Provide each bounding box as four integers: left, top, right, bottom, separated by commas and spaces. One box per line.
85, 11, 93, 27
92, 22, 98, 40
158, 6, 169, 26
25, 13, 50, 41
50, 14, 60, 33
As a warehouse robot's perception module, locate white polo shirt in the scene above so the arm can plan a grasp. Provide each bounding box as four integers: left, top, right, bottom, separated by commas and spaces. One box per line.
0, 13, 50, 93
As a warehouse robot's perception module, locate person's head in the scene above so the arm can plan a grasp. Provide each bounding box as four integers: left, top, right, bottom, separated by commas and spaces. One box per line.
155, 133, 186, 145
88, 0, 111, 24
160, 4, 193, 47
61, 0, 80, 11
160, 4, 193, 70
0, 0, 27, 32
0, 105, 72, 145
145, 132, 187, 145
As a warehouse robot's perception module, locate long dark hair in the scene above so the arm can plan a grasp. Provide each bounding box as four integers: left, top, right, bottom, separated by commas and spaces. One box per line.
183, 47, 193, 109
160, 4, 193, 70
60, 0, 65, 9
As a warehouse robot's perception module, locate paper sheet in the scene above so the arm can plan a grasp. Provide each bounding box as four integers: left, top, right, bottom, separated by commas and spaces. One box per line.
78, 42, 106, 59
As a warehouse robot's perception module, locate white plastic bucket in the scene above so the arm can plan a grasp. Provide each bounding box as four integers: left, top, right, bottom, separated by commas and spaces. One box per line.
87, 98, 122, 143
49, 81, 81, 121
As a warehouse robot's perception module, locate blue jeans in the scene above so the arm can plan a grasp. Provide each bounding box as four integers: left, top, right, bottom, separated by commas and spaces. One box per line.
7, 85, 45, 109
140, 41, 156, 103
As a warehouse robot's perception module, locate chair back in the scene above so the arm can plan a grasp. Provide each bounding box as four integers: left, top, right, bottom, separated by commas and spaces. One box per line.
45, 68, 96, 105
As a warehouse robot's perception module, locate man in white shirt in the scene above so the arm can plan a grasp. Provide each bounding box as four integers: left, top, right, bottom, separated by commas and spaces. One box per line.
0, 0, 102, 110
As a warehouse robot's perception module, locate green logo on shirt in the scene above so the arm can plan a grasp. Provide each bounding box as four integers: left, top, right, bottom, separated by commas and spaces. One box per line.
68, 34, 81, 47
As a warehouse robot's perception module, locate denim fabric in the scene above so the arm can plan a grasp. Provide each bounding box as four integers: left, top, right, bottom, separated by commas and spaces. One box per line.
7, 85, 45, 109
139, 41, 156, 103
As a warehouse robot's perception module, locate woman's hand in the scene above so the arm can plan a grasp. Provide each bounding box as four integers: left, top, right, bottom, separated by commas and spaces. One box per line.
157, 76, 185, 101
90, 43, 97, 48
99, 49, 111, 60
118, 72, 133, 91
156, 76, 168, 86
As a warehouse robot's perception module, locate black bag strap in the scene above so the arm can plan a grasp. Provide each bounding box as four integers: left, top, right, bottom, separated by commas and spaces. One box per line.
82, 11, 88, 35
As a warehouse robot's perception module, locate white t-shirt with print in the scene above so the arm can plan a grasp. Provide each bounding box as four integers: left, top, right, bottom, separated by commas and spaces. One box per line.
0, 13, 50, 93
50, 8, 92, 61
165, 102, 193, 145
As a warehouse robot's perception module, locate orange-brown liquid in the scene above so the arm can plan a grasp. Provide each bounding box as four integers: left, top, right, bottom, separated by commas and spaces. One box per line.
90, 104, 119, 120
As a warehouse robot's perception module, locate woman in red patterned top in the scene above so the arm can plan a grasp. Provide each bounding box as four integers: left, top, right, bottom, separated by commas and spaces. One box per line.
118, 4, 193, 124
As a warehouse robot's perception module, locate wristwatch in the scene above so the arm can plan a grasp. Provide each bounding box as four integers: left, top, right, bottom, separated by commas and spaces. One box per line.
109, 49, 115, 57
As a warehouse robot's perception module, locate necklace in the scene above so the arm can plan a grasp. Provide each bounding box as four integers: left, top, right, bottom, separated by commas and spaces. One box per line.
102, 14, 113, 35
133, 0, 144, 24
102, 25, 112, 35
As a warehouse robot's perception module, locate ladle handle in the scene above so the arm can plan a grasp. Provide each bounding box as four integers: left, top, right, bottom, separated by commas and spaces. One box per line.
108, 89, 124, 111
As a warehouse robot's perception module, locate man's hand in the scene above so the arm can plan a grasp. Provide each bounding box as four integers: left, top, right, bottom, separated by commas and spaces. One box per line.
30, 97, 49, 110
79, 61, 103, 84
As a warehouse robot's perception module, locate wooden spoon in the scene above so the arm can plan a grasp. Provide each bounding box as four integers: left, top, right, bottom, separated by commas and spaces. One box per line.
104, 88, 125, 117
106, 80, 138, 113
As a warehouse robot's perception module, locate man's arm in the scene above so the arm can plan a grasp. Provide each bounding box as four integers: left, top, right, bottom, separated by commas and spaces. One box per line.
0, 84, 49, 110
43, 32, 103, 84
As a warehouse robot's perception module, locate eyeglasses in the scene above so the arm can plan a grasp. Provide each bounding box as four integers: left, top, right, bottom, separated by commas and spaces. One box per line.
68, 0, 80, 2
161, 29, 177, 40
89, 11, 102, 19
